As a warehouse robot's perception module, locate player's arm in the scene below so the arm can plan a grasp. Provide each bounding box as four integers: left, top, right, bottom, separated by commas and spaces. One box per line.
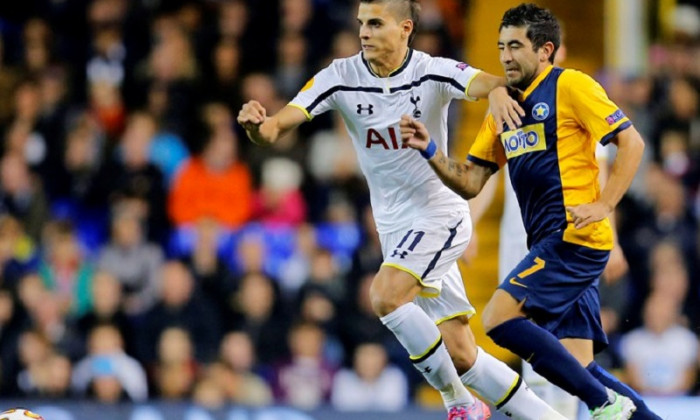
567, 126, 645, 229
237, 101, 308, 146
467, 72, 524, 133
399, 115, 494, 200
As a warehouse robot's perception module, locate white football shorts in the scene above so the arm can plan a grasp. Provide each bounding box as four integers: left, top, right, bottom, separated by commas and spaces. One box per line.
380, 208, 475, 324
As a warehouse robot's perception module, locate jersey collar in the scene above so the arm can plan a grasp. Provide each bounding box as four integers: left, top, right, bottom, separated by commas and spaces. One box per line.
520, 65, 554, 100
362, 48, 413, 78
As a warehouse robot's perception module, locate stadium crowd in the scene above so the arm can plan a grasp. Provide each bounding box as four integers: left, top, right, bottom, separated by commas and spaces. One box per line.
0, 0, 697, 411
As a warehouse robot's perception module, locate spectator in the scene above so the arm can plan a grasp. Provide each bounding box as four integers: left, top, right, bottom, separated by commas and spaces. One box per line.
0, 153, 50, 241
168, 116, 253, 229
97, 200, 163, 316
217, 330, 273, 406
152, 327, 198, 400
227, 272, 288, 365
75, 271, 134, 357
275, 321, 335, 409
72, 324, 148, 402
140, 261, 221, 363
331, 342, 408, 411
620, 292, 699, 395
38, 220, 93, 318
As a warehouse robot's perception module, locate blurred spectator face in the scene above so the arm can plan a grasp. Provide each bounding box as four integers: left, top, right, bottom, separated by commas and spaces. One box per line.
158, 327, 193, 364
176, 2, 203, 34
88, 0, 127, 27
237, 273, 274, 320
91, 271, 122, 316
220, 331, 255, 371
643, 293, 679, 334
331, 30, 360, 59
111, 210, 143, 247
194, 217, 221, 252
121, 113, 156, 167
201, 102, 233, 130
309, 249, 337, 283
160, 262, 194, 307
49, 230, 81, 266
40, 67, 67, 108
147, 83, 168, 118
214, 39, 241, 80
202, 128, 236, 171
659, 130, 689, 177
218, 0, 248, 38
17, 273, 46, 312
278, 32, 307, 67
46, 353, 72, 395
88, 325, 124, 355
241, 73, 281, 112
354, 343, 388, 382
65, 116, 101, 170
192, 378, 226, 409
289, 323, 324, 360
651, 263, 689, 304
300, 291, 335, 324
654, 175, 686, 219
92, 376, 123, 403
14, 81, 41, 120
296, 224, 317, 255
158, 363, 194, 398
18, 330, 51, 367
669, 77, 698, 119
281, 0, 311, 32
413, 31, 442, 56
236, 234, 266, 273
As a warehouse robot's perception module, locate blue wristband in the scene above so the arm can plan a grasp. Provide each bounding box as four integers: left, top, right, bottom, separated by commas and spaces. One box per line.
420, 139, 437, 159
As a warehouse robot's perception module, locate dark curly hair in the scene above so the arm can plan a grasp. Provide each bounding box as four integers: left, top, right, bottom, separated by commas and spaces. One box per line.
500, 3, 561, 64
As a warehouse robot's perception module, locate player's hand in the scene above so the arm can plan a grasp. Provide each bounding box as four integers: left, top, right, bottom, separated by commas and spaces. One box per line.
237, 100, 267, 132
399, 115, 431, 151
488, 87, 524, 134
603, 243, 629, 284
566, 202, 611, 229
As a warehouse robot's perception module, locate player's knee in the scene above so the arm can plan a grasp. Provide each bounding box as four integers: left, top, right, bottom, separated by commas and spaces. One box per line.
369, 272, 414, 317
449, 347, 477, 374
481, 299, 504, 333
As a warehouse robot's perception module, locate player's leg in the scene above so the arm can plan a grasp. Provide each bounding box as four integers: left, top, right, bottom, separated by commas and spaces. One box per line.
371, 265, 475, 410
482, 290, 613, 411
438, 315, 567, 420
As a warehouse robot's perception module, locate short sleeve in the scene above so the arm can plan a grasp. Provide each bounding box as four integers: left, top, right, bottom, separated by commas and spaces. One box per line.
560, 70, 632, 145
289, 65, 339, 120
467, 114, 506, 171
428, 57, 482, 102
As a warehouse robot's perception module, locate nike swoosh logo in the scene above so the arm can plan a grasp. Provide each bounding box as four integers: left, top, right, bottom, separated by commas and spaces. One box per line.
509, 277, 528, 288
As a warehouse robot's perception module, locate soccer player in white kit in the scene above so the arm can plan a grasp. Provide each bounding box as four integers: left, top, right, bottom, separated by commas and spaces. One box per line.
238, 1, 566, 419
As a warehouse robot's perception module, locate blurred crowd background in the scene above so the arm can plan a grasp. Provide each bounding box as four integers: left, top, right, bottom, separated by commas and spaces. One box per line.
0, 0, 696, 413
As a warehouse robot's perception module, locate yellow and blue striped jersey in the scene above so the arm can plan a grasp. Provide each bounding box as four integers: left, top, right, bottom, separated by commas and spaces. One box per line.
468, 65, 632, 250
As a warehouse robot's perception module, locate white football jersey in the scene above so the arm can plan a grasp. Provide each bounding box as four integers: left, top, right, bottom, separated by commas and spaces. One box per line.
290, 50, 481, 233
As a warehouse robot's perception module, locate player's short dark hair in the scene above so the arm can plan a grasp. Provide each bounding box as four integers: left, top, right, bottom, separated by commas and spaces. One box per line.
360, 0, 421, 45
500, 3, 561, 64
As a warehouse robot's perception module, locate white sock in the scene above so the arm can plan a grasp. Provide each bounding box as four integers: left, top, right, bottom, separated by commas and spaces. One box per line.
381, 302, 474, 408
522, 361, 579, 419
461, 347, 567, 420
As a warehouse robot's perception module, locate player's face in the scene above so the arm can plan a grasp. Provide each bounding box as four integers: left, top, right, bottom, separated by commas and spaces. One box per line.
357, 2, 410, 63
498, 25, 547, 90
